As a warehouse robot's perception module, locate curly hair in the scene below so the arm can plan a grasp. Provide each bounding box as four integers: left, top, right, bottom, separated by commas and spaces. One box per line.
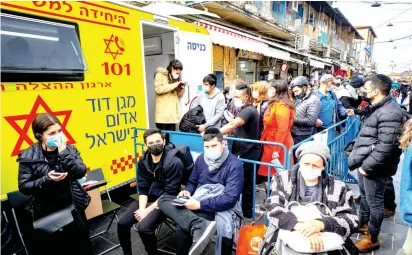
400, 118, 412, 149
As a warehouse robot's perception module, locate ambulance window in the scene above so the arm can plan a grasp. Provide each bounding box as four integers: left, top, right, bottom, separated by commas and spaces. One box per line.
1, 12, 87, 82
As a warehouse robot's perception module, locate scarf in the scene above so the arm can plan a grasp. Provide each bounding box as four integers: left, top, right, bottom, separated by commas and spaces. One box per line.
204, 147, 230, 173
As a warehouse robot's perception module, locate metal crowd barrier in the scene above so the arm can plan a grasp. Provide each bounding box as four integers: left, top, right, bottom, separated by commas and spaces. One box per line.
133, 127, 288, 221
286, 116, 360, 182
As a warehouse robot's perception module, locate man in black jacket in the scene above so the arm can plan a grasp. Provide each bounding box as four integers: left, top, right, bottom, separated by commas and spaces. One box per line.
348, 74, 404, 253
117, 129, 184, 255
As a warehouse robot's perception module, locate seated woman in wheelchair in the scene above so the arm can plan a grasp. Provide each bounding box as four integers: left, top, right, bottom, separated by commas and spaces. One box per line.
260, 141, 359, 255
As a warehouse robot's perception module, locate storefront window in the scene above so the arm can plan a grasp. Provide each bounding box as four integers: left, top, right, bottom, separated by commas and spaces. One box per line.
237, 60, 256, 84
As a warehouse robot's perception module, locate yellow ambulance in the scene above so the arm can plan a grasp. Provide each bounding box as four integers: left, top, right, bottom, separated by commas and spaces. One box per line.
0, 1, 212, 199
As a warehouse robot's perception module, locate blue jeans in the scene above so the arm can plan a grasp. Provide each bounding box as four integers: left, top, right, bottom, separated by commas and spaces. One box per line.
358, 172, 388, 243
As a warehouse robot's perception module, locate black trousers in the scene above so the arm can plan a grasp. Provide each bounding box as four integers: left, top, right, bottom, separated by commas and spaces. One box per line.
27, 210, 93, 255
155, 123, 176, 143
117, 200, 165, 255
159, 195, 233, 255
292, 134, 311, 163
358, 172, 388, 243
239, 149, 261, 219
384, 177, 397, 212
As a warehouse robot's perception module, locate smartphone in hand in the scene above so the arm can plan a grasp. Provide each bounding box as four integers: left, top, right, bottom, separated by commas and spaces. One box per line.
51, 172, 66, 177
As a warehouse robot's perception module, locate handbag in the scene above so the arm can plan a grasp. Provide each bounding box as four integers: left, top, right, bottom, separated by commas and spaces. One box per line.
236, 222, 267, 255
33, 176, 85, 233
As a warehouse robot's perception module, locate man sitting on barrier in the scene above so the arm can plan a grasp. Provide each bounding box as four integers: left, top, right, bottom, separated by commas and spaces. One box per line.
260, 141, 359, 255
158, 128, 244, 255
117, 129, 184, 255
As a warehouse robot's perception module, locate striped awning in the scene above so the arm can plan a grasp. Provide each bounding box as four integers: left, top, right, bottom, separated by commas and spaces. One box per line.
194, 21, 290, 61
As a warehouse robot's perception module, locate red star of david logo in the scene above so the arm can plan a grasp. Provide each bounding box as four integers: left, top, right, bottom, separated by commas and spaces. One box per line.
104, 34, 125, 60
4, 96, 75, 157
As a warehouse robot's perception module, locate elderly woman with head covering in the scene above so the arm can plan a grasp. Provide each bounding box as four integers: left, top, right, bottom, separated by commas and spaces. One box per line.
260, 141, 359, 255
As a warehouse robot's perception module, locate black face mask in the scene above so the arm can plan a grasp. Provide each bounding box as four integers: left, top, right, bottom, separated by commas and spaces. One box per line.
148, 144, 164, 156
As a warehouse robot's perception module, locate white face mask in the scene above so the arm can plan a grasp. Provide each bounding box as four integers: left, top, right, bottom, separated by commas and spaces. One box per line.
252, 91, 259, 99
234, 98, 244, 108
300, 166, 322, 181
172, 72, 179, 79
267, 89, 276, 98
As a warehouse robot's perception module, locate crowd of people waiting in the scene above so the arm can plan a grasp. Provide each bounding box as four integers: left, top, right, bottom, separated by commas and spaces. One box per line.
16, 58, 412, 255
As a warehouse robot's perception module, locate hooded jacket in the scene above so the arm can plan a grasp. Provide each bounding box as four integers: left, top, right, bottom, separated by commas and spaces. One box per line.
18, 143, 90, 219
138, 145, 184, 198
179, 105, 206, 133
348, 96, 404, 176
291, 90, 321, 136
154, 68, 185, 124
193, 88, 226, 128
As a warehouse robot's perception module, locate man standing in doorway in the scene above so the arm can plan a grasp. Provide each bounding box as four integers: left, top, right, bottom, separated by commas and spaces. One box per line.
348, 74, 404, 253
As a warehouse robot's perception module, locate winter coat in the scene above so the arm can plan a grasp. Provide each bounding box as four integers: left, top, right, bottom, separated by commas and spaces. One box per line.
264, 167, 358, 245
400, 143, 412, 227
179, 105, 206, 133
192, 88, 226, 128
348, 96, 404, 176
314, 89, 347, 127
138, 145, 184, 198
259, 102, 295, 176
154, 68, 185, 124
291, 91, 321, 136
18, 143, 90, 219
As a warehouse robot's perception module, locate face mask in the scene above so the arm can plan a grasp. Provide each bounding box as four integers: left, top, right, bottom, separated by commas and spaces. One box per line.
148, 144, 164, 156
205, 149, 223, 161
203, 86, 211, 93
171, 72, 179, 80
252, 91, 259, 99
46, 133, 63, 148
267, 89, 276, 98
226, 94, 233, 100
234, 98, 244, 108
300, 166, 322, 181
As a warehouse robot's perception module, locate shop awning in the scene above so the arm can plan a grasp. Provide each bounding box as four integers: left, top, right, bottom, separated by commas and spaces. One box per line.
140, 2, 220, 18
194, 21, 290, 61
309, 59, 325, 69
289, 57, 306, 65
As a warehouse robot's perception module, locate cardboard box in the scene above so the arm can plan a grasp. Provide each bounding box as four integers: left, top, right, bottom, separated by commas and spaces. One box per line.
85, 189, 103, 220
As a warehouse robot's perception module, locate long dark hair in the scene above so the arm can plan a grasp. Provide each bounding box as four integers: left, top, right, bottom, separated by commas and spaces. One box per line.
267, 80, 295, 111
166, 59, 183, 83
32, 113, 61, 141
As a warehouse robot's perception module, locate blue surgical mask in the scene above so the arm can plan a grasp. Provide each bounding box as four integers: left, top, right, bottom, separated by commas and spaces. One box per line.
299, 166, 322, 181
205, 150, 223, 161
203, 86, 211, 93
46, 133, 62, 148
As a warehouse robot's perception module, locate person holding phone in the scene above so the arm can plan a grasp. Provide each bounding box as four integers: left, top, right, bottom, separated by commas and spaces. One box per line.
17, 113, 92, 255
154, 59, 185, 133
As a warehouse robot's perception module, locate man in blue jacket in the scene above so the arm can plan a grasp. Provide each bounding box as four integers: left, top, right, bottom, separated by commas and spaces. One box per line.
158, 128, 244, 255
315, 74, 347, 133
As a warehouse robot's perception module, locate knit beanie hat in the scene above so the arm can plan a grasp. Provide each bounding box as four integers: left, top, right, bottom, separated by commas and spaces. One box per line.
295, 141, 330, 164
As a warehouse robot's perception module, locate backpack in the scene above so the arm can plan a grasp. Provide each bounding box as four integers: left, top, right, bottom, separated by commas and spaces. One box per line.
165, 143, 194, 185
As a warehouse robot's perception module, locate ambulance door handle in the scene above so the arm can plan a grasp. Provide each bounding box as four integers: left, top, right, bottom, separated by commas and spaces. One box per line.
185, 82, 190, 106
